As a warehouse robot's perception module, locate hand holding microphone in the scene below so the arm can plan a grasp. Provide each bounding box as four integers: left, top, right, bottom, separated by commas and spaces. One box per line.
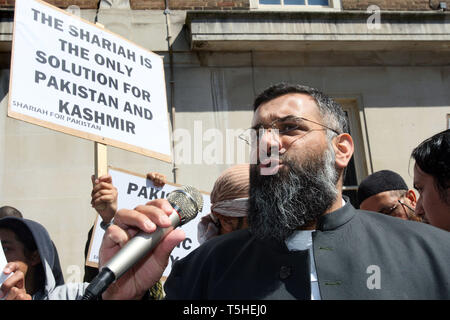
82, 186, 203, 300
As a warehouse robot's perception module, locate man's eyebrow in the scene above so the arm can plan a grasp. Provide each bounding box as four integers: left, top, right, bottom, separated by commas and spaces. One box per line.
285, 115, 301, 120
251, 115, 300, 129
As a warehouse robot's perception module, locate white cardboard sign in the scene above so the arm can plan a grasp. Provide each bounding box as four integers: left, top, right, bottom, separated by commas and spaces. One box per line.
86, 167, 211, 278
8, 0, 172, 162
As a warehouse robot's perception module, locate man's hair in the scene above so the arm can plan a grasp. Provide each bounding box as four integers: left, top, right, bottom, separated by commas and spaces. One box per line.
390, 189, 408, 200
253, 83, 349, 135
0, 206, 23, 219
411, 129, 450, 203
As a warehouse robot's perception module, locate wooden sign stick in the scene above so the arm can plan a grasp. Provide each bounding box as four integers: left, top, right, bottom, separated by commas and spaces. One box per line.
94, 141, 108, 179
94, 23, 108, 212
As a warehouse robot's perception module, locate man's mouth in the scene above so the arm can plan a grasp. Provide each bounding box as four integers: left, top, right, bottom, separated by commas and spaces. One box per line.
259, 158, 284, 175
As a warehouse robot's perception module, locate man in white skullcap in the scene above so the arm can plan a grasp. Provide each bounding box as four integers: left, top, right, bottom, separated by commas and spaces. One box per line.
197, 164, 249, 244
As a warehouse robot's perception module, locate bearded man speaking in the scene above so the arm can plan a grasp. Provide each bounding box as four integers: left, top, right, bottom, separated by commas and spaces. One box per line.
98, 83, 450, 300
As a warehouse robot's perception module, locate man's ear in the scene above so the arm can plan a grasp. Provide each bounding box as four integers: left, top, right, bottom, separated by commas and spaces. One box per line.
333, 133, 354, 170
29, 250, 41, 267
406, 189, 417, 207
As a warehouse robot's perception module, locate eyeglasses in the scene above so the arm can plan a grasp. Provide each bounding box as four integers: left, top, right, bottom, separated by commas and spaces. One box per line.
398, 199, 415, 214
381, 199, 417, 220
238, 116, 340, 146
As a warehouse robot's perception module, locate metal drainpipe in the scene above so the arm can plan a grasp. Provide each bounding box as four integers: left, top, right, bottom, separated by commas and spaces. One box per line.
164, 0, 178, 183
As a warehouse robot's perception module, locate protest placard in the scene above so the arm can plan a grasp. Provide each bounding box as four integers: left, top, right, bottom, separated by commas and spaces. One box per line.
86, 167, 211, 277
8, 0, 171, 162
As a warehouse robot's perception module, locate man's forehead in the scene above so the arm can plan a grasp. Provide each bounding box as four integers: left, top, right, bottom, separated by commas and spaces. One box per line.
373, 190, 399, 203
252, 93, 321, 125
361, 191, 398, 211
413, 164, 426, 183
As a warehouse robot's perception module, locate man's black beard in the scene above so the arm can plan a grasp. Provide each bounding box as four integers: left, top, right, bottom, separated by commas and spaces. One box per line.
248, 148, 339, 242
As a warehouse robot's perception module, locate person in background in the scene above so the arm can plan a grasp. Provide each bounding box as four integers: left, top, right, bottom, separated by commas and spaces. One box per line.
197, 164, 249, 244
411, 129, 450, 231
0, 206, 23, 219
357, 170, 421, 222
0, 217, 83, 300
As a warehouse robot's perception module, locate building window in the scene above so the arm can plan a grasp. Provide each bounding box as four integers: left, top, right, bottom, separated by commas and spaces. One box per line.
259, 0, 329, 6
251, 0, 341, 11
335, 98, 369, 208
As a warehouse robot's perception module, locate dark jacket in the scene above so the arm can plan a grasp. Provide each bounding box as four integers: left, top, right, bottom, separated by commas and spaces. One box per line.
164, 201, 450, 299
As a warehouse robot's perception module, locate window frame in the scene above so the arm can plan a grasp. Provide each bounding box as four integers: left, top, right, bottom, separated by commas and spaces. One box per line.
250, 0, 342, 11
334, 98, 369, 197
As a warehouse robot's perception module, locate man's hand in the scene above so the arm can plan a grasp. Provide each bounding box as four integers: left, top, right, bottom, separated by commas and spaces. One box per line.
0, 263, 32, 300
91, 174, 118, 223
99, 199, 185, 300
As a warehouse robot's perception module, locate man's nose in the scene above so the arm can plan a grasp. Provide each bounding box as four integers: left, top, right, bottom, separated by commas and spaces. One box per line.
259, 128, 282, 156
415, 196, 425, 218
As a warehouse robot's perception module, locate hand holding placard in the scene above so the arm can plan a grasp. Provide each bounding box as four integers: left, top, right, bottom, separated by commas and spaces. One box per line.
91, 174, 118, 223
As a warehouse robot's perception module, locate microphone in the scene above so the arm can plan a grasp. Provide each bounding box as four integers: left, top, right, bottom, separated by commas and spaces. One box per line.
81, 185, 203, 300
